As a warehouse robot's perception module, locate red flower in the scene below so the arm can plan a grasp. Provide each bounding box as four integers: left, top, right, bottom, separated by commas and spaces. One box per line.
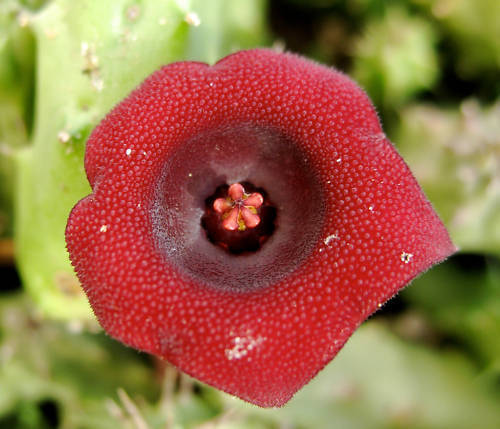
66, 49, 455, 407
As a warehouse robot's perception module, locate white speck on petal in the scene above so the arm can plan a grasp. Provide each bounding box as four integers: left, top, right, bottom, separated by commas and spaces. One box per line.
368, 205, 374, 211
100, 225, 108, 233
225, 335, 265, 360
126, 148, 132, 156
400, 252, 413, 264
324, 233, 339, 246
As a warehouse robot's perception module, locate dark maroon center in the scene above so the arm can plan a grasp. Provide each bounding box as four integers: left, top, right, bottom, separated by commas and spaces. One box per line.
151, 123, 325, 292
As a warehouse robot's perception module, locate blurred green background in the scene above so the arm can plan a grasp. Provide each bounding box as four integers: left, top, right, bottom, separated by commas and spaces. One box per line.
0, 0, 499, 428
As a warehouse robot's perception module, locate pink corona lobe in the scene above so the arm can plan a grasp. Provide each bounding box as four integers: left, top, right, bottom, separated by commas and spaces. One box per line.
65, 49, 455, 408
213, 183, 264, 232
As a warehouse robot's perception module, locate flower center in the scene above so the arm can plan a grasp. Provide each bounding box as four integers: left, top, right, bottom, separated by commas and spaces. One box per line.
213, 183, 264, 232
201, 182, 276, 254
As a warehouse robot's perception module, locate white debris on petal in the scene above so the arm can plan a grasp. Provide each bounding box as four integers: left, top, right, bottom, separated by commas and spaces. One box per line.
184, 12, 201, 26
225, 335, 265, 360
188, 173, 193, 177
126, 148, 132, 156
336, 157, 342, 163
324, 233, 339, 246
100, 225, 108, 232
400, 252, 413, 264
368, 205, 374, 211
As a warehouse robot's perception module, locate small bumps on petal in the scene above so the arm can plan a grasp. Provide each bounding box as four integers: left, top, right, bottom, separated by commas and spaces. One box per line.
66, 49, 455, 407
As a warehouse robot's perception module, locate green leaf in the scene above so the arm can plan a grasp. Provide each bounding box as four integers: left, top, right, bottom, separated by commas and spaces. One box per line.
402, 255, 500, 373
352, 6, 439, 108
223, 322, 500, 429
187, 0, 269, 64
0, 294, 159, 429
395, 99, 500, 255
417, 0, 500, 79
13, 0, 268, 320
14, 0, 192, 320
0, 0, 37, 237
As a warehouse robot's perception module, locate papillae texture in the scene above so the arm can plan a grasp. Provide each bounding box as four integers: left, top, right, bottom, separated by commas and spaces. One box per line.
66, 49, 455, 407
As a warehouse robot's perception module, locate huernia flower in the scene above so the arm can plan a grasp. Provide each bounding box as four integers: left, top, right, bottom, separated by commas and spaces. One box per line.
66, 49, 455, 407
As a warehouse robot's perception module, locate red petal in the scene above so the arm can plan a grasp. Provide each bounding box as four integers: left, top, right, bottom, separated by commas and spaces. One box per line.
66, 49, 455, 407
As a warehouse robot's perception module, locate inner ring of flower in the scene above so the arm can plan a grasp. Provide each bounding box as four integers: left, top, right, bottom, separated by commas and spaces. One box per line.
151, 123, 324, 292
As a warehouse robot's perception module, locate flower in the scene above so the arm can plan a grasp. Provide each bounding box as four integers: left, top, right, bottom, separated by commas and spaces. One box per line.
65, 49, 456, 407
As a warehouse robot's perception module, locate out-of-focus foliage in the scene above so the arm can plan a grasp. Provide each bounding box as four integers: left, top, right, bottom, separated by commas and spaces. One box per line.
1, 0, 499, 428
6, 0, 268, 321
416, 0, 500, 80
187, 0, 268, 63
2, 295, 499, 429
0, 0, 37, 238
402, 255, 500, 379
0, 295, 162, 429
228, 323, 500, 429
14, 0, 193, 320
396, 100, 500, 255
352, 6, 439, 108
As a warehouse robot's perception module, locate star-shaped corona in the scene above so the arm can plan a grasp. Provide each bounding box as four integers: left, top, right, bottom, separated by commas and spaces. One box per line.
213, 183, 264, 231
